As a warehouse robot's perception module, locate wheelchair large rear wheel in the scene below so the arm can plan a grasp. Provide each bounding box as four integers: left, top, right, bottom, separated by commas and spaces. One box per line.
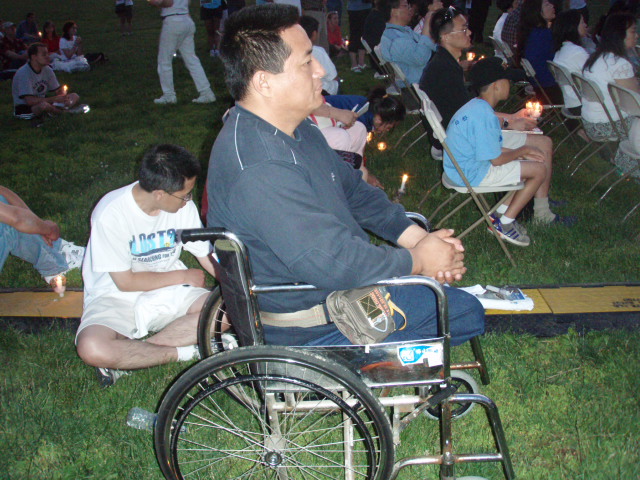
196, 286, 227, 358
155, 345, 394, 480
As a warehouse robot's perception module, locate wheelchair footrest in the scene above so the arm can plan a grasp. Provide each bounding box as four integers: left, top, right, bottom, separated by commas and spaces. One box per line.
426, 384, 458, 408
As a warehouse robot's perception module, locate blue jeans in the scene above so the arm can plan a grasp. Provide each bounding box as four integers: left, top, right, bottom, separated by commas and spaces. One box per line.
263, 285, 485, 347
0, 196, 68, 276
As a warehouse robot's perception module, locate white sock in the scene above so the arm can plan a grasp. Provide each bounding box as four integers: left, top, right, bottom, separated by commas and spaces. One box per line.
176, 345, 200, 362
501, 215, 515, 225
496, 204, 508, 215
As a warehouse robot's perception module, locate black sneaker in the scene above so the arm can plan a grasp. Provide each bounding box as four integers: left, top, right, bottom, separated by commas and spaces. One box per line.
96, 367, 130, 388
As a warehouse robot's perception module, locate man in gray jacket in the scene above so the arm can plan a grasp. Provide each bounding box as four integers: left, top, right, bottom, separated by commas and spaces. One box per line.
207, 4, 484, 347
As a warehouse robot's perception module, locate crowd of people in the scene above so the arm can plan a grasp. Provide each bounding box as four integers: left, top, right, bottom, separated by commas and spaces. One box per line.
2, 0, 639, 387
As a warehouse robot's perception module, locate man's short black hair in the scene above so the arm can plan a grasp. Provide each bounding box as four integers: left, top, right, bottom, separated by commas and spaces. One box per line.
138, 144, 201, 193
299, 15, 319, 39
430, 7, 462, 43
27, 42, 46, 59
219, 4, 300, 101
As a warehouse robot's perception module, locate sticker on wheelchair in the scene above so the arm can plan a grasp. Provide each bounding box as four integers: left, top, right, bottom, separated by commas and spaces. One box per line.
397, 344, 443, 367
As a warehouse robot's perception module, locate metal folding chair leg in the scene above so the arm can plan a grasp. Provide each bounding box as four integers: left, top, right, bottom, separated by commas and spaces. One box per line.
401, 130, 429, 157
597, 164, 640, 202
393, 118, 423, 149
570, 142, 613, 177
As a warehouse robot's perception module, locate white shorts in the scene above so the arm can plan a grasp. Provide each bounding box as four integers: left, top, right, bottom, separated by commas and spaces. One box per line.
76, 285, 210, 341
479, 161, 522, 187
502, 130, 527, 149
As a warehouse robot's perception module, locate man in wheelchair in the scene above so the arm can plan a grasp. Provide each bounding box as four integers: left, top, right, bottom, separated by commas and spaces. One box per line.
206, 4, 485, 347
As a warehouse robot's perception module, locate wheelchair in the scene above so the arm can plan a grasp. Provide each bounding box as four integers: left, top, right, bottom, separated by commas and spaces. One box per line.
154, 219, 515, 480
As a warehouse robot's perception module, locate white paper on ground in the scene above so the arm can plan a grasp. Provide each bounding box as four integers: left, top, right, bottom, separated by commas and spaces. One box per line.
458, 285, 535, 311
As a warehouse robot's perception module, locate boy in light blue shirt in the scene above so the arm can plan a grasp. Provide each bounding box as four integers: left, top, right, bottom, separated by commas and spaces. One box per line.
444, 57, 573, 247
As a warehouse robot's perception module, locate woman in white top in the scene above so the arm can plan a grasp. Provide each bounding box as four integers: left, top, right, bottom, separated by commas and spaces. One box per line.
552, 9, 589, 112
582, 13, 640, 177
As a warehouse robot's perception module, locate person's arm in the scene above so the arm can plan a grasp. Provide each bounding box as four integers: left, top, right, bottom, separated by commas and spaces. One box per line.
109, 268, 205, 292
386, 28, 436, 66
196, 254, 216, 277
0, 186, 60, 245
615, 76, 640, 93
495, 111, 538, 131
227, 161, 414, 291
312, 103, 358, 128
491, 145, 545, 165
4, 49, 27, 61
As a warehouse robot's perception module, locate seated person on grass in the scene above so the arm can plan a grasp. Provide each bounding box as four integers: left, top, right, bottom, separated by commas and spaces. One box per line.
76, 144, 216, 388
444, 58, 575, 247
0, 185, 85, 290
0, 22, 28, 71
12, 42, 80, 120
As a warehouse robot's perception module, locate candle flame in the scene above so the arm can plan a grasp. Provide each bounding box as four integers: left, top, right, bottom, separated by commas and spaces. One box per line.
466, 52, 475, 61
402, 174, 408, 183
377, 142, 387, 151
367, 132, 373, 143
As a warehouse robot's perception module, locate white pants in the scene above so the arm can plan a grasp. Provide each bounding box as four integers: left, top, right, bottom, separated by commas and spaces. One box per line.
157, 15, 210, 96
321, 121, 368, 156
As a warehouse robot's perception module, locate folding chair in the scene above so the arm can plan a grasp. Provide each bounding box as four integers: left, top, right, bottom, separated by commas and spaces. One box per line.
598, 82, 640, 209
373, 44, 401, 94
546, 60, 585, 152
414, 86, 523, 267
361, 37, 392, 87
519, 58, 568, 134
154, 226, 514, 480
569, 72, 623, 181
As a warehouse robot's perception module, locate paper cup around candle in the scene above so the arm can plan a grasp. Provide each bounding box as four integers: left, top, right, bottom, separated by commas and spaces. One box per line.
377, 142, 387, 151
466, 52, 475, 61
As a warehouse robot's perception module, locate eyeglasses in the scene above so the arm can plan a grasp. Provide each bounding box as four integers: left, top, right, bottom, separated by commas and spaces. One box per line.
448, 25, 469, 34
167, 191, 193, 203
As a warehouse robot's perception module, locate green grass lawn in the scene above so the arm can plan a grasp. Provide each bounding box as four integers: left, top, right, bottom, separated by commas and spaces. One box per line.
0, 0, 639, 478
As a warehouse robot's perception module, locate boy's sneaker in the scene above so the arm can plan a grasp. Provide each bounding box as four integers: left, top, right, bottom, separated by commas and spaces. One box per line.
60, 240, 85, 270
487, 214, 530, 247
154, 95, 177, 105
96, 367, 130, 388
350, 65, 362, 73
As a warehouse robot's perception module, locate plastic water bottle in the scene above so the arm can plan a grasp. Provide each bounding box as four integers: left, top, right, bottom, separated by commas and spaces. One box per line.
126, 407, 157, 432
126, 407, 188, 433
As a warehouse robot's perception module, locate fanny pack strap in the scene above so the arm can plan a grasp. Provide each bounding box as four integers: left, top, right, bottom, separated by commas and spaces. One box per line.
260, 304, 330, 328
384, 291, 407, 330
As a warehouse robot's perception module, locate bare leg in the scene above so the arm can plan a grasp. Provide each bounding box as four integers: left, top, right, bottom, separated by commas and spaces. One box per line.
524, 134, 553, 198
76, 293, 208, 370
504, 160, 546, 219
349, 51, 358, 69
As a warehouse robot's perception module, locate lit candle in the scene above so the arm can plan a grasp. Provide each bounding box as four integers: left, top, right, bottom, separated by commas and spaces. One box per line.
38, 31, 42, 37
377, 142, 387, 151
51, 274, 67, 297
62, 85, 68, 95
466, 52, 475, 61
478, 55, 486, 60
525, 101, 533, 117
399, 174, 408, 193
344, 38, 350, 47
367, 132, 373, 143
532, 101, 542, 119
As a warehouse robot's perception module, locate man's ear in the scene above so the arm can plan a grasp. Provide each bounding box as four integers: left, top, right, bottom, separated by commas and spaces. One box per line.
250, 70, 274, 99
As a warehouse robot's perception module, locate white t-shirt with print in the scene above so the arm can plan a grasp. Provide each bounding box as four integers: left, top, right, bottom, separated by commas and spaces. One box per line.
582, 53, 634, 123
82, 182, 210, 307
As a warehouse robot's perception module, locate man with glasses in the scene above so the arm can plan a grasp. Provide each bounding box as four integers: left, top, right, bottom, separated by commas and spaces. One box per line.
379, 0, 436, 84
421, 8, 537, 157
76, 144, 216, 387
